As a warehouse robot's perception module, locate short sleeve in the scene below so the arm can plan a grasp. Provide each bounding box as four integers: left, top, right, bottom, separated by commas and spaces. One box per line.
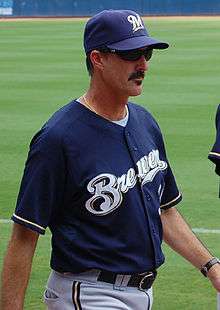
12, 127, 66, 234
208, 104, 220, 176
155, 126, 182, 210
160, 163, 182, 210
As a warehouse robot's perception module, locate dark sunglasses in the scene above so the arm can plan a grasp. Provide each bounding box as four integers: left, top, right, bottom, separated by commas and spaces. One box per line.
99, 47, 153, 62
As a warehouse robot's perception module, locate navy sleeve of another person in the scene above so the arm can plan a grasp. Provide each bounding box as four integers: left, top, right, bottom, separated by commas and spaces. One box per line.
208, 104, 220, 176
11, 125, 66, 234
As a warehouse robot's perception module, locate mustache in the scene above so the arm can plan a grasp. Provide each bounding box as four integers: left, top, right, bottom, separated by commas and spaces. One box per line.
128, 70, 145, 81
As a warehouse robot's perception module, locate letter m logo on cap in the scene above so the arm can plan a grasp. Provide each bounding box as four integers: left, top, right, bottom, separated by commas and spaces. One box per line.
127, 14, 144, 32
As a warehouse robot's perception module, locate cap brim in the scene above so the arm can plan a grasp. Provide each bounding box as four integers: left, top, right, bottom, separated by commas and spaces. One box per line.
106, 36, 169, 51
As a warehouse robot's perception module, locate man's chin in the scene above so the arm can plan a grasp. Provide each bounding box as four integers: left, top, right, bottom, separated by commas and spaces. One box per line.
129, 85, 143, 97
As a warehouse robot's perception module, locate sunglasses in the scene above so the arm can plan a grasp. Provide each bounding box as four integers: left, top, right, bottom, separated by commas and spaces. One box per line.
100, 47, 153, 62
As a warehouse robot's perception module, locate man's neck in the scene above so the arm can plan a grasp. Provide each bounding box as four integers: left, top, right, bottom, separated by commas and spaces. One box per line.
81, 88, 128, 121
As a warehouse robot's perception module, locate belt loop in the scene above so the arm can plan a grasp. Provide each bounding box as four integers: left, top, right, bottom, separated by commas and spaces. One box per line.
113, 275, 131, 289
121, 275, 131, 286
113, 275, 126, 291
114, 274, 124, 286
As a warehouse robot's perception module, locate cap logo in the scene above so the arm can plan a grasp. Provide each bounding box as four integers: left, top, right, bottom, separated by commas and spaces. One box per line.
127, 14, 144, 32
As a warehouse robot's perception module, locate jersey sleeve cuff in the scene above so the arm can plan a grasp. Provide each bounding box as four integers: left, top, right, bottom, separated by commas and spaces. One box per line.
11, 214, 46, 235
208, 151, 220, 161
160, 192, 182, 210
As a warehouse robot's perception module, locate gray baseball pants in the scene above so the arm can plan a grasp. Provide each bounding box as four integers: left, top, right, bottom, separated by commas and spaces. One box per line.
44, 270, 153, 309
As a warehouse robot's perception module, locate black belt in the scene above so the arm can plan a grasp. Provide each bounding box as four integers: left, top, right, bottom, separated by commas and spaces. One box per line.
97, 270, 157, 291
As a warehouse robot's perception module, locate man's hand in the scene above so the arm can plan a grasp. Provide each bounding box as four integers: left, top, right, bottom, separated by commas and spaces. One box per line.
208, 264, 220, 292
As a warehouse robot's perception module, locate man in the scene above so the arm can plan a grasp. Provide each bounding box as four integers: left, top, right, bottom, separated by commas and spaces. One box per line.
1, 9, 220, 310
208, 106, 220, 309
209, 105, 220, 183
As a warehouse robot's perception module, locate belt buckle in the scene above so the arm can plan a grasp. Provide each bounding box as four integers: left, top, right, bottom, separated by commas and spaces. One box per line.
138, 272, 154, 291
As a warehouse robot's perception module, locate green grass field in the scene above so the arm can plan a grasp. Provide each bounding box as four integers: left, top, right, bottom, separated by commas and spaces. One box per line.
1, 17, 220, 309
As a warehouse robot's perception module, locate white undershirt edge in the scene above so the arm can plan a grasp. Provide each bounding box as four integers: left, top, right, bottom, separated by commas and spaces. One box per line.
112, 106, 129, 127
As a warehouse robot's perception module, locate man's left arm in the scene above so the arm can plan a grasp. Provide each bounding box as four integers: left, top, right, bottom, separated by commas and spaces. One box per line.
161, 207, 220, 291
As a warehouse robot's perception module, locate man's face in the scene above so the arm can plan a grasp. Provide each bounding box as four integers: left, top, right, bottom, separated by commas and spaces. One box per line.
100, 49, 151, 97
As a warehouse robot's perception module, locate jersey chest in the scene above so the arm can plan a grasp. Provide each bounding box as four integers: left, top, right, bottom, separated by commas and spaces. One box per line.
62, 123, 167, 219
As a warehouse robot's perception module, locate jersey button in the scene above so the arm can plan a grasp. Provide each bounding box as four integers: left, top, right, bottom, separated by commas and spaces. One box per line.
133, 147, 138, 151
146, 195, 151, 201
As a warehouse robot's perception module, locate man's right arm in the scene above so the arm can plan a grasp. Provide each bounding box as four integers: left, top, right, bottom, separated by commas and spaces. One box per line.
0, 223, 39, 310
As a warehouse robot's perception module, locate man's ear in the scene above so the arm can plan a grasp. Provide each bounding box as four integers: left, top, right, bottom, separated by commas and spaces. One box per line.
90, 50, 106, 71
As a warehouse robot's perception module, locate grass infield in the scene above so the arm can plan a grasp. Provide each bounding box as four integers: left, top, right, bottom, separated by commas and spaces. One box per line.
0, 17, 220, 309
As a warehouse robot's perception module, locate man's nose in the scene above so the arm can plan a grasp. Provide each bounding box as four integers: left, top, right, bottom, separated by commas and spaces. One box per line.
136, 55, 149, 72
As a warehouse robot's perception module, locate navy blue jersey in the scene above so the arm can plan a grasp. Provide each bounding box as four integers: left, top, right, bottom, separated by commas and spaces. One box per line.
12, 100, 182, 274
208, 104, 220, 176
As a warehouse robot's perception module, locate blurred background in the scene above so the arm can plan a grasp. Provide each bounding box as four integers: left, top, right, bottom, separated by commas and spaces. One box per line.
1, 0, 220, 17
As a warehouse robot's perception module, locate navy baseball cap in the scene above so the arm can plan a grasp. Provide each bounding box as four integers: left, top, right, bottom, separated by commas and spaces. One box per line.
84, 9, 169, 53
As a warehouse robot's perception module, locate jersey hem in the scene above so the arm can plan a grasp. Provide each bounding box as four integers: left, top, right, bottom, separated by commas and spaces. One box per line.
51, 260, 164, 275
11, 214, 46, 234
